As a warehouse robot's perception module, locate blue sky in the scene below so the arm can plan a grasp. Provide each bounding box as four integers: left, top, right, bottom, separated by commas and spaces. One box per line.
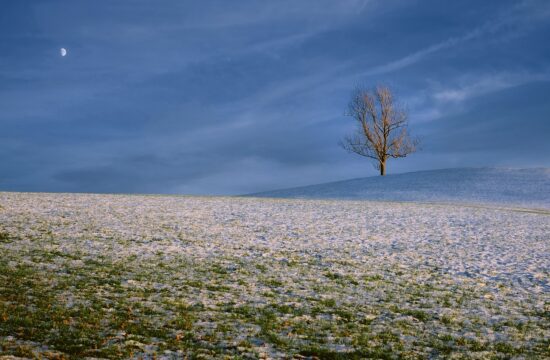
1, 0, 549, 194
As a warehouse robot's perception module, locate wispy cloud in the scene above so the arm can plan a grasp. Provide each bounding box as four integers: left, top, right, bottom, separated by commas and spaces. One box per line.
433, 71, 550, 103
403, 69, 550, 128
358, 0, 550, 77
175, 0, 372, 30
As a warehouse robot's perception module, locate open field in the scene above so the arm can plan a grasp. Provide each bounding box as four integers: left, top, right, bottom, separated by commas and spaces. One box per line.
0, 192, 549, 359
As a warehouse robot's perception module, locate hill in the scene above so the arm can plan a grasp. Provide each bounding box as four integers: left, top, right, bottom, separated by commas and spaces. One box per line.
247, 168, 550, 209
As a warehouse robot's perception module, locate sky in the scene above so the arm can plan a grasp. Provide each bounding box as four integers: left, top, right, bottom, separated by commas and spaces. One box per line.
1, 0, 549, 195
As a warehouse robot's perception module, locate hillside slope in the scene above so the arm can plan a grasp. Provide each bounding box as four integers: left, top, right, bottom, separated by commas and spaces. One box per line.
247, 168, 550, 209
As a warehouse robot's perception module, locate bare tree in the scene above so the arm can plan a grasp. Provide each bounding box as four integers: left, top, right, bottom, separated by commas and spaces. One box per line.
341, 85, 419, 176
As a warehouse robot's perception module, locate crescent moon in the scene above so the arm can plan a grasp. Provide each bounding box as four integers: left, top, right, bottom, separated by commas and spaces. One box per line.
60, 48, 67, 57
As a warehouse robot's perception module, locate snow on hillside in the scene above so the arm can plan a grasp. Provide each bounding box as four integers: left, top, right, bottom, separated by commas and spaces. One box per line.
247, 168, 550, 210
0, 192, 549, 357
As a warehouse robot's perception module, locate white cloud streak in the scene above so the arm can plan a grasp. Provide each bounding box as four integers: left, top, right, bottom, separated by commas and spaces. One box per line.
433, 72, 550, 103
358, 0, 550, 77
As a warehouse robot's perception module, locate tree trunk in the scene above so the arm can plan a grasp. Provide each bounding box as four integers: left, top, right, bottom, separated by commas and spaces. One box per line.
380, 161, 386, 176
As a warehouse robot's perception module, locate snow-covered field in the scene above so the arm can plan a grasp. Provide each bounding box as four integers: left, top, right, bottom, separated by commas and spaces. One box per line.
0, 191, 549, 359
249, 168, 550, 210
